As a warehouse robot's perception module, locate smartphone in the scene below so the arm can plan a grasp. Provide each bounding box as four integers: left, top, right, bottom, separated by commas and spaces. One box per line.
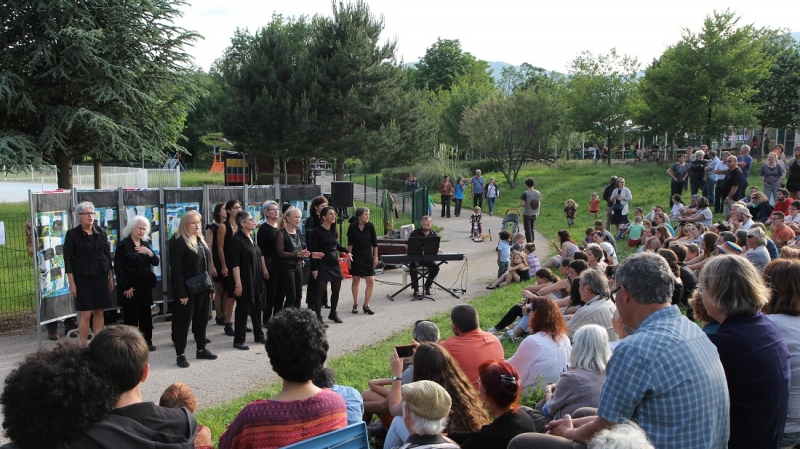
395, 344, 415, 358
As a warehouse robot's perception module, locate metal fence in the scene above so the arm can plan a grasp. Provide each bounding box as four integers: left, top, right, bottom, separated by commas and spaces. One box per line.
146, 168, 181, 188
0, 213, 36, 322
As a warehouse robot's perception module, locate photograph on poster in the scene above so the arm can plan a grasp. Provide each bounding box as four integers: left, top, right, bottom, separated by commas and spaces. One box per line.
36, 210, 70, 298
166, 203, 200, 239
124, 205, 162, 280
93, 207, 119, 257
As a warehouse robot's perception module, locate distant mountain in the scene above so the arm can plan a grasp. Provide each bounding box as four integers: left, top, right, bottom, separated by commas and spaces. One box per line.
485, 61, 513, 82
793, 31, 800, 43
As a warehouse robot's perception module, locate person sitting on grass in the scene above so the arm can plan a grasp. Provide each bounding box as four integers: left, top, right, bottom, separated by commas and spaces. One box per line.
440, 304, 504, 390
566, 269, 618, 342
543, 230, 580, 269
523, 243, 540, 277
524, 259, 588, 302
159, 383, 213, 449
312, 367, 364, 425
395, 381, 460, 449
511, 232, 526, 252
219, 308, 347, 449
487, 251, 530, 289
489, 269, 561, 334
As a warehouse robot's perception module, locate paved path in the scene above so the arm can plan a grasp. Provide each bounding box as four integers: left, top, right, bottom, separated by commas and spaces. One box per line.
0, 177, 551, 444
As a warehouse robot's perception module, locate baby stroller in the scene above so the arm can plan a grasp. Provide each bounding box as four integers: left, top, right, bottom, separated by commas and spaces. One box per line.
502, 208, 521, 236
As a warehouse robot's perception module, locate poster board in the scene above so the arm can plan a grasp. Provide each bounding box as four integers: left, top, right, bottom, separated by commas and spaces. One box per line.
30, 191, 74, 324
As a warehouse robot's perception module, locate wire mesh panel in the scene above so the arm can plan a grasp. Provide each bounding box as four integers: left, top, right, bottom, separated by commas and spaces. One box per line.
0, 211, 36, 322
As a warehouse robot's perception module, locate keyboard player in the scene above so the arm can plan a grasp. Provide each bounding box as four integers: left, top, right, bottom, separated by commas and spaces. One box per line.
408, 215, 441, 296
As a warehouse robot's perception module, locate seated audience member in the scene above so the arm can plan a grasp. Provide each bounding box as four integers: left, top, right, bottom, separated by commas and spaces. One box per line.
750, 222, 780, 259
159, 383, 213, 449
587, 421, 655, 449
487, 251, 530, 289
449, 361, 544, 448
541, 325, 610, 422
747, 191, 773, 222
591, 232, 617, 265
668, 244, 697, 308
782, 246, 800, 259
771, 188, 793, 220
770, 211, 797, 248
507, 297, 572, 388
744, 227, 770, 271
623, 216, 646, 248
763, 259, 800, 449
490, 269, 559, 333
584, 244, 610, 271
701, 255, 790, 449
593, 220, 617, 251
440, 304, 504, 390
567, 269, 617, 342
524, 243, 540, 276
690, 291, 720, 334
72, 325, 199, 448
679, 196, 714, 228
525, 259, 587, 300
544, 230, 580, 269
786, 201, 800, 231
657, 249, 685, 307
651, 211, 675, 236
733, 207, 755, 230
385, 343, 489, 449
508, 252, 730, 449
608, 309, 630, 351
362, 320, 440, 425
396, 381, 460, 449
219, 308, 347, 449
669, 196, 685, 220
0, 343, 117, 449
312, 367, 364, 426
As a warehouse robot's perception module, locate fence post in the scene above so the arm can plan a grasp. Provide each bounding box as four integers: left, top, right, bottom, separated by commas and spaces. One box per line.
176, 167, 181, 188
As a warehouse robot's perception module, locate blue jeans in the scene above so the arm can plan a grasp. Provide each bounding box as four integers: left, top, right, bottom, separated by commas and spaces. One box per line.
703, 178, 716, 208
498, 261, 509, 278
487, 196, 496, 214
781, 431, 800, 448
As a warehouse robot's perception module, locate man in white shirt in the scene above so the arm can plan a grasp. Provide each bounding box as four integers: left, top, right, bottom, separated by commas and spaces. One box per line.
734, 207, 755, 231
704, 150, 720, 209
713, 151, 731, 213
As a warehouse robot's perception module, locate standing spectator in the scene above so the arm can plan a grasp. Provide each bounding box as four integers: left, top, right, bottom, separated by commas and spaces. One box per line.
720, 155, 744, 218
495, 230, 511, 279
256, 201, 281, 324
484, 177, 500, 216
228, 211, 266, 350
64, 201, 113, 346
787, 145, 800, 199
704, 149, 720, 209
609, 177, 632, 235
439, 175, 453, 218
405, 172, 418, 191
440, 304, 505, 390
702, 255, 790, 449
738, 144, 753, 193
347, 207, 378, 315
519, 177, 541, 243
688, 150, 708, 195
116, 215, 159, 351
454, 177, 465, 217
470, 169, 485, 209
308, 206, 351, 325
713, 151, 732, 213
276, 208, 310, 309
601, 176, 618, 226
206, 203, 227, 325
170, 211, 217, 367
305, 196, 329, 310
217, 200, 243, 337
666, 154, 689, 201
760, 152, 784, 204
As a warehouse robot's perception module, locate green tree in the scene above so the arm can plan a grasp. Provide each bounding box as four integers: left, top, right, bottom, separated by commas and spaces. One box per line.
752, 32, 800, 151
638, 10, 773, 148
565, 49, 639, 164
182, 69, 228, 166
499, 63, 561, 94
412, 38, 493, 92
434, 61, 496, 150
461, 87, 564, 187
0, 0, 202, 188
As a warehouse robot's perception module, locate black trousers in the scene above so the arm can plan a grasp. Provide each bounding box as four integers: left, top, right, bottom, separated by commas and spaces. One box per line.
473, 193, 483, 209
234, 295, 264, 344
409, 262, 439, 291
122, 304, 154, 343
278, 264, 303, 309
454, 198, 463, 217
523, 214, 537, 243
316, 279, 341, 318
495, 304, 524, 330
441, 195, 451, 217
670, 180, 685, 202
171, 292, 209, 356
262, 270, 280, 324
714, 179, 726, 212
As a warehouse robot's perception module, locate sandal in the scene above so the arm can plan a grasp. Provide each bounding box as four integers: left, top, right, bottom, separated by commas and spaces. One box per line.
363, 305, 375, 315
352, 304, 359, 314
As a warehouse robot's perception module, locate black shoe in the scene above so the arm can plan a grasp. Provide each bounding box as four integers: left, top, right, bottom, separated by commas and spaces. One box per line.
363, 306, 375, 315
328, 313, 343, 324
412, 290, 420, 297
233, 343, 250, 350
147, 341, 156, 351
205, 337, 211, 344
196, 349, 218, 360
215, 316, 226, 325
246, 326, 252, 333
224, 324, 234, 336
352, 304, 359, 314
424, 288, 432, 296
177, 355, 190, 368
254, 337, 266, 344
322, 303, 331, 309
318, 316, 330, 329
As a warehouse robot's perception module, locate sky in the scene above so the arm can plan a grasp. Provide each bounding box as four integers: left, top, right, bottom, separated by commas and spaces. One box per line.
176, 0, 800, 73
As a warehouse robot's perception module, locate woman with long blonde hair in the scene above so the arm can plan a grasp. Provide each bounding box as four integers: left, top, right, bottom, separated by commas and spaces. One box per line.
170, 210, 217, 368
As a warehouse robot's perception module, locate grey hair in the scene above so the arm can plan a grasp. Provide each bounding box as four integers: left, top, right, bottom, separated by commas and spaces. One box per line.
580, 268, 610, 298
700, 255, 769, 317
694, 150, 705, 159
235, 210, 251, 227
740, 145, 751, 152
75, 201, 94, 216
122, 215, 150, 240
570, 324, 611, 374
614, 252, 673, 305
403, 403, 448, 435
413, 321, 440, 344
747, 227, 766, 246
263, 200, 278, 214
588, 421, 655, 449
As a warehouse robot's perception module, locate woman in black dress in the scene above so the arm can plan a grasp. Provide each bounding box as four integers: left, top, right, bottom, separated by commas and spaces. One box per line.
116, 215, 159, 350
257, 200, 281, 324
217, 199, 243, 336
228, 211, 266, 350
347, 207, 378, 314
170, 210, 217, 368
206, 203, 227, 325
308, 206, 351, 324
64, 201, 113, 346
276, 207, 310, 309
305, 196, 329, 309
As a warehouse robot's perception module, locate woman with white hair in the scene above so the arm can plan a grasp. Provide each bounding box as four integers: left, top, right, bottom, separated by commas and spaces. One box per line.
115, 215, 160, 350
588, 421, 654, 449
744, 227, 770, 271
540, 324, 610, 421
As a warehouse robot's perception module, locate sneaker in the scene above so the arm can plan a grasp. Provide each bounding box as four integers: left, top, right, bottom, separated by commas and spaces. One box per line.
487, 326, 497, 333
196, 349, 218, 360
215, 316, 226, 326
177, 355, 190, 368
224, 324, 234, 336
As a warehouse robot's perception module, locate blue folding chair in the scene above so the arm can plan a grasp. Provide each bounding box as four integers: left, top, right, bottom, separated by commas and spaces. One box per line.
282, 422, 369, 449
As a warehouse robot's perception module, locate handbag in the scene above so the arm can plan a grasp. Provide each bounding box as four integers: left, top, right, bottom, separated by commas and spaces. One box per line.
185, 246, 212, 295
612, 201, 624, 212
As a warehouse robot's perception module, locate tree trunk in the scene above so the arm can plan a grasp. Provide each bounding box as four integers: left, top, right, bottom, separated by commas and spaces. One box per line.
93, 158, 102, 189
56, 149, 73, 189
273, 156, 281, 201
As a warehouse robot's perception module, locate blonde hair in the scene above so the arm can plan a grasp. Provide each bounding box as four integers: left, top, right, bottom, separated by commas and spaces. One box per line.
510, 251, 528, 269
565, 199, 579, 208
590, 192, 598, 199
701, 255, 770, 316
279, 207, 301, 229
175, 210, 206, 252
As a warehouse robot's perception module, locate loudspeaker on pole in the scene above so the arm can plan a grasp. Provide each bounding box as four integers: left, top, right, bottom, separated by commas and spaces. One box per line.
330, 181, 354, 209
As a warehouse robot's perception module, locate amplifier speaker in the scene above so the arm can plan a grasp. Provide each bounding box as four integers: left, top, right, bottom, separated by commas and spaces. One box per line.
330, 181, 354, 209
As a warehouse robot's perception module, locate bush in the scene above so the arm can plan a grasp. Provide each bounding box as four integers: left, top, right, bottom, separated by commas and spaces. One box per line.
254, 173, 302, 185
462, 158, 502, 175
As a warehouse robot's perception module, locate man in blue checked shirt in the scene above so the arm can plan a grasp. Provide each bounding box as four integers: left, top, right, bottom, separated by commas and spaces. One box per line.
508, 252, 730, 449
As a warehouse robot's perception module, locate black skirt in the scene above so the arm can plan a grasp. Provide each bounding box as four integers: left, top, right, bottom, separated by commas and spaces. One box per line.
73, 273, 112, 311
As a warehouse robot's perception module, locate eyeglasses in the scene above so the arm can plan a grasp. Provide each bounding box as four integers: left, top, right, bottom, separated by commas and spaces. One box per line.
79, 212, 95, 216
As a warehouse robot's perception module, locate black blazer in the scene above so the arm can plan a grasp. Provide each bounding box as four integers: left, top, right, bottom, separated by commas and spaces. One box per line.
63, 224, 112, 276
169, 236, 213, 299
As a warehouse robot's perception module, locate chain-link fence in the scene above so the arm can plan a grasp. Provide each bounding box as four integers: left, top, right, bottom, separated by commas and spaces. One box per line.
0, 208, 36, 324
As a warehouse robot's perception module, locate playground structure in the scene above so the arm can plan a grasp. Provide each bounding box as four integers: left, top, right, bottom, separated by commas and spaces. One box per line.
162, 151, 186, 171
210, 147, 224, 174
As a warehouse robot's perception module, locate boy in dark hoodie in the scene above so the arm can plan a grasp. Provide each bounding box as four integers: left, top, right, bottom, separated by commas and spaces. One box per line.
73, 325, 198, 449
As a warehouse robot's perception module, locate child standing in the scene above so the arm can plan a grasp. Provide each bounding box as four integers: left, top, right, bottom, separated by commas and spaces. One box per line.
470, 206, 483, 239
588, 192, 600, 219
564, 199, 578, 227
496, 230, 511, 278
511, 232, 526, 252
427, 194, 435, 216
625, 215, 646, 248
524, 242, 540, 275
